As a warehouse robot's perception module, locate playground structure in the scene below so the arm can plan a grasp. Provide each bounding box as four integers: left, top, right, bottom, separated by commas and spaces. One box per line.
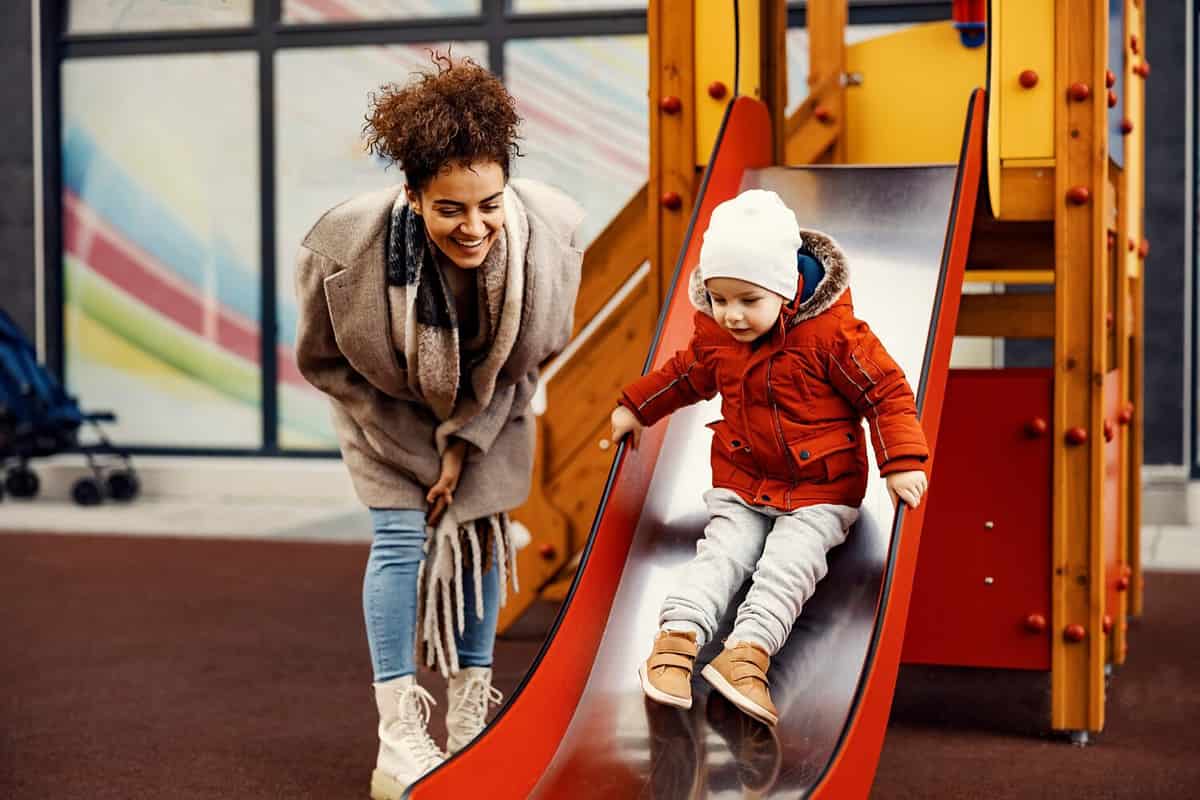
446, 0, 1150, 794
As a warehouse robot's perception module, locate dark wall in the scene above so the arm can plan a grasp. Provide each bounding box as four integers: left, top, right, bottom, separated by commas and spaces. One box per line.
0, 2, 36, 338
1142, 3, 1187, 465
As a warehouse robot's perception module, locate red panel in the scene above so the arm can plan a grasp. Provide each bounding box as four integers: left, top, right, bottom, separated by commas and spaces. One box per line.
812, 89, 986, 800
902, 369, 1054, 670
407, 97, 775, 800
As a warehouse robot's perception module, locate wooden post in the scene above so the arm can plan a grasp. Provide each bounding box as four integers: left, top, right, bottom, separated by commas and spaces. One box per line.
807, 0, 847, 162
1122, 0, 1147, 622
1052, 0, 1109, 734
760, 0, 789, 165
648, 0, 697, 305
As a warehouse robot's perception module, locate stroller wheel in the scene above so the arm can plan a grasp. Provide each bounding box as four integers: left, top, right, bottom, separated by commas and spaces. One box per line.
106, 470, 140, 502
72, 477, 103, 507
5, 467, 40, 499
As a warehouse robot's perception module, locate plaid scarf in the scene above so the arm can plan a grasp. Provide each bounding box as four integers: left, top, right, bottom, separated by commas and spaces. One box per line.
386, 194, 529, 677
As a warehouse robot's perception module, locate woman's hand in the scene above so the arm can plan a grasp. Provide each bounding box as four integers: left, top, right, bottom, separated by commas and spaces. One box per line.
886, 470, 928, 509
427, 439, 469, 525
610, 405, 645, 450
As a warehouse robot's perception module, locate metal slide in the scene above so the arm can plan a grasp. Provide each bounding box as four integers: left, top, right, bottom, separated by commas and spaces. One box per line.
410, 92, 984, 799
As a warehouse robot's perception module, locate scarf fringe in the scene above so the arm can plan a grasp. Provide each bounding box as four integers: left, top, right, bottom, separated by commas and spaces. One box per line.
418, 512, 521, 678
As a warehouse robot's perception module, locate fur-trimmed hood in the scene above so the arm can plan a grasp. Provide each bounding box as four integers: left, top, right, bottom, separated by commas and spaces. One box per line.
688, 227, 850, 326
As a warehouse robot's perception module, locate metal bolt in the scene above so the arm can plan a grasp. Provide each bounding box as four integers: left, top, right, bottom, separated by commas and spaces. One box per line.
984, 521, 995, 530
984, 576, 995, 585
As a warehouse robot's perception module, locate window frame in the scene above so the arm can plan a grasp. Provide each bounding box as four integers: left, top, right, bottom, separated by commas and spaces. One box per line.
39, 0, 949, 457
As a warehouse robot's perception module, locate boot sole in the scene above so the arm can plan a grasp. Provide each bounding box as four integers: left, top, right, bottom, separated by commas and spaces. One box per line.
370, 768, 408, 800
638, 662, 692, 709
700, 665, 779, 727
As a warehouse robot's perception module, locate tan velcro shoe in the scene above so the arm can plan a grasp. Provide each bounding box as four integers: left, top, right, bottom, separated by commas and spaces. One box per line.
700, 642, 779, 726
638, 630, 698, 709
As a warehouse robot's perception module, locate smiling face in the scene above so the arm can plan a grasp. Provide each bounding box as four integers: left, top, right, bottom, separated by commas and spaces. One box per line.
406, 160, 506, 270
705, 276, 787, 343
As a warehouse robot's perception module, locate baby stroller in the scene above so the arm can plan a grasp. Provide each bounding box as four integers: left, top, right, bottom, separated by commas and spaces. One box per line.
0, 309, 139, 505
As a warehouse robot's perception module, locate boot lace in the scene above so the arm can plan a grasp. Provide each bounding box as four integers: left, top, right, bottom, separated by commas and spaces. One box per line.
384, 684, 446, 772
449, 676, 504, 742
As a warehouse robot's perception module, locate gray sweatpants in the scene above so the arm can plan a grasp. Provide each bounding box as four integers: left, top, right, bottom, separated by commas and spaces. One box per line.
660, 488, 859, 655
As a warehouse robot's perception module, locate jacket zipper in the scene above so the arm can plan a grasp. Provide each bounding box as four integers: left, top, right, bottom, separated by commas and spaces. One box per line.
765, 356, 798, 506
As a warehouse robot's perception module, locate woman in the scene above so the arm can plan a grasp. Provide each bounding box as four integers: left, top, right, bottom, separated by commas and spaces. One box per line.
293, 54, 583, 799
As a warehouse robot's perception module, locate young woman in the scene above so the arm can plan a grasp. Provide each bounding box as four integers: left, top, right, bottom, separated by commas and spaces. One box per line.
294, 54, 584, 799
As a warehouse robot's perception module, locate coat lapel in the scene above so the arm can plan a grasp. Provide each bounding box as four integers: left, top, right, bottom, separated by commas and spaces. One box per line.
320, 192, 410, 400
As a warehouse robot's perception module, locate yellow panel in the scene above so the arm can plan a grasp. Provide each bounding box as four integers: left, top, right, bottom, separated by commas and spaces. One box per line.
843, 21, 986, 164
999, 0, 1055, 159
694, 0, 761, 164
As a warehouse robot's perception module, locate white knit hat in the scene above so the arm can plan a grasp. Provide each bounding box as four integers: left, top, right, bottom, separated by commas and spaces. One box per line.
698, 189, 803, 299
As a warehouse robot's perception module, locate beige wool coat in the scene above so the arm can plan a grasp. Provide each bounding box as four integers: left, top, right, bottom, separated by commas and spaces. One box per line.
294, 179, 585, 520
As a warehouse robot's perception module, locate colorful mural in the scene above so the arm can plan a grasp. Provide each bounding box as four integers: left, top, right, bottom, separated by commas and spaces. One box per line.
68, 0, 253, 33
282, 0, 478, 22
61, 54, 262, 447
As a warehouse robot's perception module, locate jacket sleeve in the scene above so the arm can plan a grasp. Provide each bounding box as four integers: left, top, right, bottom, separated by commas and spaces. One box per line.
618, 312, 720, 427
293, 245, 383, 430
826, 312, 929, 476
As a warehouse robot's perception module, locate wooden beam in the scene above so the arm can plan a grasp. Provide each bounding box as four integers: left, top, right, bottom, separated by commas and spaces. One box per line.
1051, 0, 1108, 735
999, 163, 1057, 221
956, 292, 1055, 338
648, 0, 697, 306
1122, 0, 1147, 622
573, 185, 649, 338
499, 415, 571, 632
545, 277, 656, 477
760, 0, 789, 165
963, 269, 1056, 285
806, 0, 847, 162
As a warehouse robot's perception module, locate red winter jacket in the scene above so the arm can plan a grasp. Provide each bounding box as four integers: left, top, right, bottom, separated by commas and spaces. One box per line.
618, 229, 928, 512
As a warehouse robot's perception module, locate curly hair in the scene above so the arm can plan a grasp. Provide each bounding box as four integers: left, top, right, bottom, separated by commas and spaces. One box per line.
363, 52, 522, 192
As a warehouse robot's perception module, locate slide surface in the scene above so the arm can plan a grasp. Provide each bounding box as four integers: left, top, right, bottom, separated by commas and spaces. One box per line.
410, 91, 983, 799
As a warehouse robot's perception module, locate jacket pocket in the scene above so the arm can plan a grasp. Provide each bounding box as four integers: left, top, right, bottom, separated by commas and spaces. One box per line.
705, 420, 757, 490
788, 428, 860, 482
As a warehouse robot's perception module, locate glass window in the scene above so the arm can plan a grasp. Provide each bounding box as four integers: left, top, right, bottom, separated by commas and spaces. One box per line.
282, 0, 480, 23
67, 0, 253, 34
275, 42, 486, 449
61, 53, 261, 448
506, 35, 648, 248
509, 0, 646, 11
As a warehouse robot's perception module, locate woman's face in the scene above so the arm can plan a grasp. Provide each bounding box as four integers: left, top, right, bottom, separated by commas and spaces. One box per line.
406, 160, 506, 270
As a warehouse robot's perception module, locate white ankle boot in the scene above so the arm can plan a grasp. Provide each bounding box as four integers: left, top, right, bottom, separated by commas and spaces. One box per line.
446, 666, 504, 754
370, 675, 447, 800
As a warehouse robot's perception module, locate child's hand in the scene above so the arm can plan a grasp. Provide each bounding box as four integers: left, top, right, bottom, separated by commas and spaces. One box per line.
886, 470, 928, 509
427, 439, 468, 525
610, 405, 645, 449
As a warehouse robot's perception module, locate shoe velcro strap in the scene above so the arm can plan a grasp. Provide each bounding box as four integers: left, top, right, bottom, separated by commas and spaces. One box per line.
650, 652, 695, 670
655, 638, 698, 658
731, 663, 769, 685
730, 646, 770, 671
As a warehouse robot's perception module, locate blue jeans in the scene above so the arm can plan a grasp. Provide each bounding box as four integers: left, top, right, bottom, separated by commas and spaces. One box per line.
364, 508, 500, 681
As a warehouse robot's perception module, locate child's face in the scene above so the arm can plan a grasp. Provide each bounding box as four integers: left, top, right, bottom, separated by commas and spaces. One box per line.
705, 277, 787, 343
